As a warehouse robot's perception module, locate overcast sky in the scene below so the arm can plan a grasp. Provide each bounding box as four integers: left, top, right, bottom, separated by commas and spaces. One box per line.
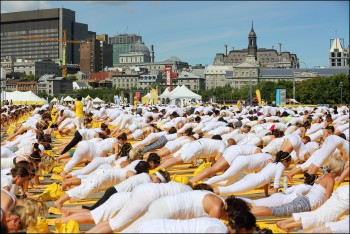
1, 1, 349, 68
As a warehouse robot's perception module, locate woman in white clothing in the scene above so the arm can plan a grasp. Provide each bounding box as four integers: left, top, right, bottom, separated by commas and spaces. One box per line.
213, 151, 292, 196
86, 181, 192, 233
58, 170, 171, 225
251, 155, 344, 217
240, 173, 315, 207
287, 135, 349, 182
159, 136, 227, 169
276, 185, 349, 232
189, 144, 261, 185
121, 184, 227, 233
205, 152, 273, 186
54, 160, 151, 210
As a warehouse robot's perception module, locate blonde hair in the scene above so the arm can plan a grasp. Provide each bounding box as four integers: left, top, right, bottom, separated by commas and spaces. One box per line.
328, 154, 345, 174
10, 198, 47, 230
128, 149, 142, 160
41, 155, 55, 173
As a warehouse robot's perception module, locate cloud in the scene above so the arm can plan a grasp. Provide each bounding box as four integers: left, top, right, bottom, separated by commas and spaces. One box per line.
1, 1, 51, 13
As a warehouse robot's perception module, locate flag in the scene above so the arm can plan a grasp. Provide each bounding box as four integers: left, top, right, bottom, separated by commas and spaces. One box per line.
256, 89, 262, 106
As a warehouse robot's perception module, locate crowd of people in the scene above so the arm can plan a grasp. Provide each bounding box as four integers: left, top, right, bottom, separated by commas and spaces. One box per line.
1, 94, 349, 233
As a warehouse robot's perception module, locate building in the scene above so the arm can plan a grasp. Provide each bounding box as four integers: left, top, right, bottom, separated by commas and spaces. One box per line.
11, 59, 61, 77
329, 38, 349, 67
213, 23, 299, 68
80, 38, 101, 74
174, 70, 205, 92
46, 77, 73, 96
119, 41, 153, 64
16, 80, 37, 92
1, 8, 89, 64
109, 34, 143, 65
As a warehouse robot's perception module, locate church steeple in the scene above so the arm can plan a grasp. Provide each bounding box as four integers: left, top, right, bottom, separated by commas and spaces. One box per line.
248, 21, 257, 60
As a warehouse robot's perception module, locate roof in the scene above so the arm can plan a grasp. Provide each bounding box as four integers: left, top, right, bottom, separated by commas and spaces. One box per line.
259, 68, 349, 77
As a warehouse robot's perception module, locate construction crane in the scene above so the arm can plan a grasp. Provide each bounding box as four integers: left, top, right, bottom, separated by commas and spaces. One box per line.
1, 29, 86, 77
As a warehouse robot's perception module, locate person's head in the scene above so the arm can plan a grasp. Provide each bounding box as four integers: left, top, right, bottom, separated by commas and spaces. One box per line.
40, 155, 55, 174
147, 153, 161, 169
128, 148, 142, 161
274, 151, 292, 168
194, 116, 201, 123
242, 125, 251, 133
117, 133, 127, 144
184, 128, 193, 136
301, 136, 311, 144
227, 210, 257, 234
325, 125, 335, 135
6, 198, 44, 232
302, 121, 311, 129
150, 170, 171, 183
134, 161, 151, 174
327, 155, 345, 176
76, 95, 82, 101
192, 183, 213, 192
10, 167, 29, 186
212, 135, 222, 140
225, 196, 251, 215
168, 127, 177, 134
146, 116, 154, 123
29, 151, 42, 164
227, 138, 237, 147
303, 172, 317, 185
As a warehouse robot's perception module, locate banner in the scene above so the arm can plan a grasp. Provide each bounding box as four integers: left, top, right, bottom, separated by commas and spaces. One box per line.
165, 65, 172, 91
276, 88, 286, 106
255, 89, 262, 106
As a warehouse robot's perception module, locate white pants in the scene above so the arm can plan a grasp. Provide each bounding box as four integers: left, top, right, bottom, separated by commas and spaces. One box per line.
1, 147, 16, 158
325, 215, 349, 233
63, 141, 95, 173
74, 117, 84, 130
71, 155, 115, 177
132, 129, 143, 140
91, 192, 130, 224
293, 185, 349, 229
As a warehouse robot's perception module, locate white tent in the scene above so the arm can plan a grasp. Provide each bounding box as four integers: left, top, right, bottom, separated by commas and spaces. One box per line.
158, 87, 171, 99
158, 86, 182, 104
4, 90, 46, 104
64, 96, 74, 102
50, 97, 58, 103
93, 97, 105, 104
167, 85, 201, 107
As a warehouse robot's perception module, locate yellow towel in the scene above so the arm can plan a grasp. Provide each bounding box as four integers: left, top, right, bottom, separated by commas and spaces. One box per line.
51, 174, 63, 181
52, 166, 64, 174
41, 183, 64, 201
192, 162, 211, 177
55, 219, 80, 233
27, 216, 50, 233
171, 174, 189, 185
48, 207, 62, 215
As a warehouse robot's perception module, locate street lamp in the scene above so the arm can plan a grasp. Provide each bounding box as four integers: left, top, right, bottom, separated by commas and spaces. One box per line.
293, 61, 308, 101
249, 68, 252, 106
340, 81, 343, 104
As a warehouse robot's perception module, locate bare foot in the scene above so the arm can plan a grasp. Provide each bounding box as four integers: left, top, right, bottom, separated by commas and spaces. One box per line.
287, 173, 294, 184
276, 221, 290, 232
54, 200, 62, 210
61, 207, 70, 217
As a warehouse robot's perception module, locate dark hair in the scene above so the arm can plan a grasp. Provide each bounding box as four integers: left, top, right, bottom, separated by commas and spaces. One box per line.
275, 151, 291, 164
50, 123, 58, 129
211, 135, 222, 140
302, 121, 311, 128
10, 167, 29, 178
302, 136, 311, 143
100, 123, 108, 130
227, 210, 257, 234
168, 127, 177, 134
134, 161, 151, 174
325, 125, 335, 133
155, 170, 171, 183
119, 142, 132, 157
147, 153, 161, 165
194, 116, 201, 123
303, 172, 317, 185
338, 133, 346, 140
184, 128, 193, 135
0, 221, 8, 234
225, 196, 251, 215
76, 95, 82, 101
117, 133, 127, 141
192, 183, 213, 192
33, 143, 40, 151
29, 151, 42, 163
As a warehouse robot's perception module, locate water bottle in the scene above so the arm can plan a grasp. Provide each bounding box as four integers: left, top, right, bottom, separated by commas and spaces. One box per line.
283, 176, 288, 191
322, 164, 328, 175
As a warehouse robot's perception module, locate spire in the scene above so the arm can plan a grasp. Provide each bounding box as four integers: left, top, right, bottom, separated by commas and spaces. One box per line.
251, 21, 254, 31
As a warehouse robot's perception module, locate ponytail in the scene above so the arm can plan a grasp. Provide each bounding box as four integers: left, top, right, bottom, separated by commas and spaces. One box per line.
274, 151, 291, 164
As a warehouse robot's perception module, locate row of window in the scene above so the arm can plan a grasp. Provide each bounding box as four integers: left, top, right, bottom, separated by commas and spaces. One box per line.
2, 50, 58, 56
1, 46, 59, 52
1, 42, 58, 48
1, 28, 58, 36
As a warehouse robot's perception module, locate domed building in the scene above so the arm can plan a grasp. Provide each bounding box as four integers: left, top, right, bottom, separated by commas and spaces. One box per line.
119, 40, 154, 64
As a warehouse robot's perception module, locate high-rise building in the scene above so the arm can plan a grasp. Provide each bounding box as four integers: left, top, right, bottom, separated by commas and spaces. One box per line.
80, 38, 101, 74
1, 8, 89, 64
108, 34, 142, 65
329, 38, 349, 67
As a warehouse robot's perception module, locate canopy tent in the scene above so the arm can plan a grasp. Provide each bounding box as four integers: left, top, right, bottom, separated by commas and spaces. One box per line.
50, 97, 58, 103
63, 96, 74, 102
167, 85, 201, 107
158, 86, 181, 104
3, 90, 46, 105
92, 97, 105, 104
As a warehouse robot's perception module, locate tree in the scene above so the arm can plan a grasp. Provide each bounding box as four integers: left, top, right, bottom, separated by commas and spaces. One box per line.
66, 75, 77, 81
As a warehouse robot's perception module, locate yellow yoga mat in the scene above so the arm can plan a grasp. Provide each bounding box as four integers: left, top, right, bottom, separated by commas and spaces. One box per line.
48, 207, 62, 215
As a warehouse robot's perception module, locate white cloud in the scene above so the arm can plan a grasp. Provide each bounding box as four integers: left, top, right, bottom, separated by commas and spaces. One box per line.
1, 1, 51, 13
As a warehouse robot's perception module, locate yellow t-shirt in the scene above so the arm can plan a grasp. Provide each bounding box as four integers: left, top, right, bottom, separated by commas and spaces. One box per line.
75, 101, 84, 118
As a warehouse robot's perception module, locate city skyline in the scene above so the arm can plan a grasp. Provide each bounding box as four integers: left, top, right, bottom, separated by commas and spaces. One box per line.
1, 1, 349, 68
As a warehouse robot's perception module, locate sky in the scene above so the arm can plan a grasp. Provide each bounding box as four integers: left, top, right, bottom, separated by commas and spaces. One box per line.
1, 1, 349, 68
